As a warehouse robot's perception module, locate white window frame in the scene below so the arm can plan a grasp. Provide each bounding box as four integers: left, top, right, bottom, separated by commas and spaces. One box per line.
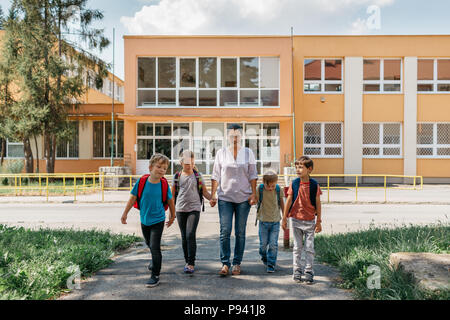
417, 122, 450, 158
136, 56, 280, 109
362, 122, 403, 159
303, 58, 344, 94
417, 58, 450, 94
4, 139, 24, 159
303, 122, 343, 158
363, 58, 403, 94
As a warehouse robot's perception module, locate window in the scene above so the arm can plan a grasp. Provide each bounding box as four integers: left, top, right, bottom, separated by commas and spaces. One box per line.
303, 123, 343, 157
93, 120, 124, 158
363, 59, 402, 93
137, 57, 280, 108
56, 121, 79, 158
418, 59, 450, 92
363, 123, 402, 158
5, 139, 24, 158
417, 123, 450, 158
304, 59, 343, 93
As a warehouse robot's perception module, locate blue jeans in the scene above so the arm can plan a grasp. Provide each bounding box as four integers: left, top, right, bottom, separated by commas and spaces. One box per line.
258, 221, 280, 267
218, 199, 251, 267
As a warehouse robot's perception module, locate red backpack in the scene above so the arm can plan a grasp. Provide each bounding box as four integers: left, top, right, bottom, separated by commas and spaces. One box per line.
133, 174, 169, 211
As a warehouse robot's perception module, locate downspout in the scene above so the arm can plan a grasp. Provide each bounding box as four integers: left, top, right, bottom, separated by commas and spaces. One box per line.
291, 27, 296, 163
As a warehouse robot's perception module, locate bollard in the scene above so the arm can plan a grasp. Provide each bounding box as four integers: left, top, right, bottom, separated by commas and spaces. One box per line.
283, 186, 290, 249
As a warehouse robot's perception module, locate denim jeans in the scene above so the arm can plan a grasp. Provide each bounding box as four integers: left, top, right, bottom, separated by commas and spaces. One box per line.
258, 221, 280, 267
218, 199, 251, 267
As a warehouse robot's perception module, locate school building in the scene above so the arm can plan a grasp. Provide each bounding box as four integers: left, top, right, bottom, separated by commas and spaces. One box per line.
3, 33, 450, 182
121, 35, 450, 182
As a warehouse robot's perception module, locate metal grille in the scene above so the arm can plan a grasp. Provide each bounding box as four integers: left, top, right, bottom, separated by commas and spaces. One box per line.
303, 122, 342, 157
363, 123, 401, 157
417, 123, 450, 157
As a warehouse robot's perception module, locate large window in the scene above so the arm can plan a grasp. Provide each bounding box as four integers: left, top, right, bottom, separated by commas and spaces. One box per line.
56, 121, 79, 158
2, 139, 24, 158
304, 59, 343, 93
417, 59, 450, 92
363, 58, 402, 93
137, 57, 280, 108
136, 122, 281, 175
417, 123, 450, 158
363, 123, 402, 158
93, 120, 124, 158
303, 123, 343, 158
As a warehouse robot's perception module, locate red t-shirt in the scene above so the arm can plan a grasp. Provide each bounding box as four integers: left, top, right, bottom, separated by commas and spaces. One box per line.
287, 181, 322, 221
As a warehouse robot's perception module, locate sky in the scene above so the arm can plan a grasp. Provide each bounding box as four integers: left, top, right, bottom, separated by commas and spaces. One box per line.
0, 0, 449, 80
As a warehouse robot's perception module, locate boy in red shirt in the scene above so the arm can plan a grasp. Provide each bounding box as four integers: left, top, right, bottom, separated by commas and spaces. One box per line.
282, 156, 322, 284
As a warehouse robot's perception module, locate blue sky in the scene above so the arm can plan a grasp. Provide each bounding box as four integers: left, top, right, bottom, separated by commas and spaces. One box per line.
1, 0, 449, 80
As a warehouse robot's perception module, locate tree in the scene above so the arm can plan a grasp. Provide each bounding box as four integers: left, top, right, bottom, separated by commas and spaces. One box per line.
0, 0, 109, 173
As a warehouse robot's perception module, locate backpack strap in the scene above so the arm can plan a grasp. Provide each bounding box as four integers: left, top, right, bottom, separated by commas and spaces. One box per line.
256, 184, 264, 212
133, 174, 150, 210
289, 178, 301, 213
161, 177, 169, 211
309, 178, 318, 209
276, 184, 281, 209
173, 171, 181, 205
193, 169, 205, 212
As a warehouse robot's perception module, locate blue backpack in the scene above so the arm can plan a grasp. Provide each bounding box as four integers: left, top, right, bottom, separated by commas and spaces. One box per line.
289, 177, 318, 213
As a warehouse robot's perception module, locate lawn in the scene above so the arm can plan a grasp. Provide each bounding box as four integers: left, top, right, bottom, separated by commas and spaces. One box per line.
315, 223, 450, 300
0, 225, 140, 300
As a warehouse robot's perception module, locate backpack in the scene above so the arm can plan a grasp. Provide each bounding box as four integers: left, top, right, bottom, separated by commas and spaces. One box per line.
173, 169, 205, 212
133, 174, 169, 211
289, 177, 318, 214
255, 184, 281, 226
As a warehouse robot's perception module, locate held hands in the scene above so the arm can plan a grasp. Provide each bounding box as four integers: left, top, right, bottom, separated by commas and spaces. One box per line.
210, 197, 217, 207
166, 215, 175, 228
281, 218, 288, 231
248, 193, 257, 206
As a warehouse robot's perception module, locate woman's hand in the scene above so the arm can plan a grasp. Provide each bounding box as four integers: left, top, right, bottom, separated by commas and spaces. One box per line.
210, 197, 217, 207
248, 193, 257, 206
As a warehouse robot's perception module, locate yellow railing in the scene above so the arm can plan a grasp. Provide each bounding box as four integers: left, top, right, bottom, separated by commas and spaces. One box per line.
0, 172, 423, 203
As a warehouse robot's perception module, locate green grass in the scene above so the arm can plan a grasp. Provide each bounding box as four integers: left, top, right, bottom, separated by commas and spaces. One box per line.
0, 225, 140, 300
315, 223, 450, 300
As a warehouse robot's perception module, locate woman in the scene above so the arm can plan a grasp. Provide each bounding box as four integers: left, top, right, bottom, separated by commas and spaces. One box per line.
210, 123, 258, 276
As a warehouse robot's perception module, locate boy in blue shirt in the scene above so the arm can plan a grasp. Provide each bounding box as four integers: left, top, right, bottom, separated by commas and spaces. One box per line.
121, 153, 175, 287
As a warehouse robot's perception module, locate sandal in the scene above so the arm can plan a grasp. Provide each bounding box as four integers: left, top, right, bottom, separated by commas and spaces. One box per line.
231, 265, 241, 275
219, 265, 229, 276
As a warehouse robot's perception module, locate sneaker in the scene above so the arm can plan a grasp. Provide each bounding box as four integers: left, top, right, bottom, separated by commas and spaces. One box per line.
145, 275, 160, 288
267, 265, 275, 273
219, 265, 229, 277
184, 264, 194, 275
293, 271, 303, 283
231, 265, 241, 275
304, 271, 314, 284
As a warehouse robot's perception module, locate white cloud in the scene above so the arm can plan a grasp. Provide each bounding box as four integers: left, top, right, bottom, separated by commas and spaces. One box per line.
121, 0, 395, 35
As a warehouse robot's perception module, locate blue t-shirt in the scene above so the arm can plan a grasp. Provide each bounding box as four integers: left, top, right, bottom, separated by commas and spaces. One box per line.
131, 177, 173, 226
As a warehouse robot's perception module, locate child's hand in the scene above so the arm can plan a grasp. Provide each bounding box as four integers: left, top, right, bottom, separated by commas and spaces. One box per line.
121, 213, 127, 225
166, 216, 175, 228
315, 221, 322, 233
281, 218, 288, 231
210, 198, 217, 207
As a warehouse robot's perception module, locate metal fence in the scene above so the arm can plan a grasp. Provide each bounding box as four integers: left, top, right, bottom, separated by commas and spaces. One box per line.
0, 172, 423, 203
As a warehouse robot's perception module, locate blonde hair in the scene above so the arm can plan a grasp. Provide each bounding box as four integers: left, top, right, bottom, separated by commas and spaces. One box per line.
263, 170, 278, 184
149, 153, 170, 167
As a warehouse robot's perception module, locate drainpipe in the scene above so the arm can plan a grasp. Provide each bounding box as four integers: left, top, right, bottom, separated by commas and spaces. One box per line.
291, 27, 296, 163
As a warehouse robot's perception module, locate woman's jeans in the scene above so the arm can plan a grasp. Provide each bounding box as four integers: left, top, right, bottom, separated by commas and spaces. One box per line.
258, 221, 280, 267
218, 199, 251, 267
141, 221, 165, 276
176, 211, 200, 266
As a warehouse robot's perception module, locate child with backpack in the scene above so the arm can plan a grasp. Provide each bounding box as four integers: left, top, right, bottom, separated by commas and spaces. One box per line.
121, 153, 175, 288
255, 170, 285, 273
172, 150, 212, 275
282, 156, 322, 284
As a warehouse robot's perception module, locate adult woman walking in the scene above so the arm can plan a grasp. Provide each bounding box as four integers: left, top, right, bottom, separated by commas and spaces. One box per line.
210, 123, 258, 276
